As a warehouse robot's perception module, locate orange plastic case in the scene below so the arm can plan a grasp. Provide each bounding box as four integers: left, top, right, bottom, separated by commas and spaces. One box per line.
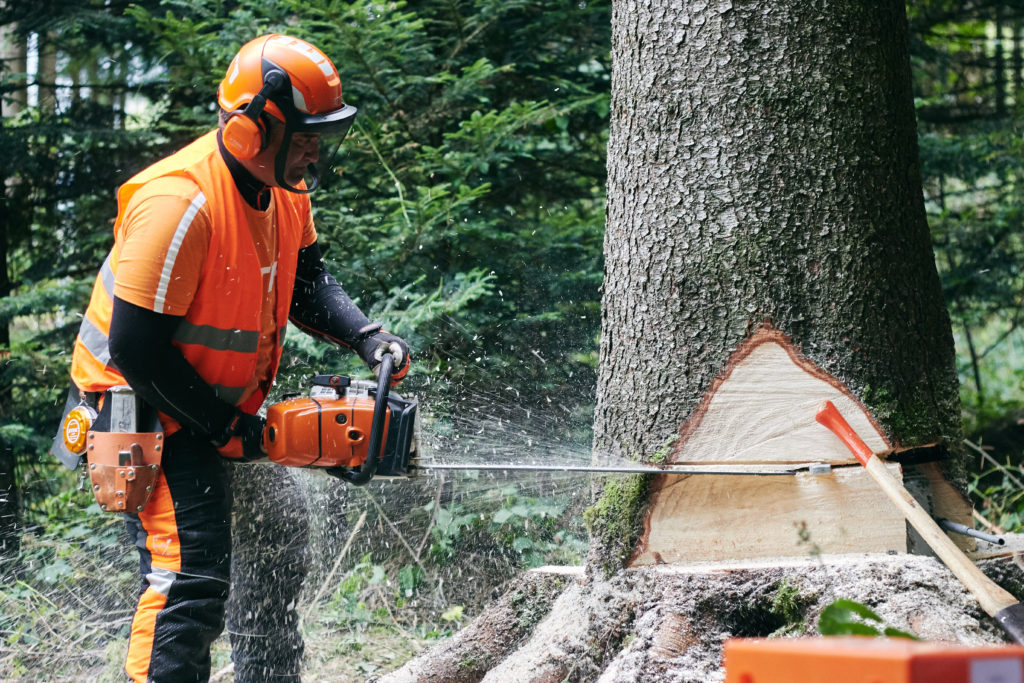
265, 394, 389, 468
724, 637, 1024, 683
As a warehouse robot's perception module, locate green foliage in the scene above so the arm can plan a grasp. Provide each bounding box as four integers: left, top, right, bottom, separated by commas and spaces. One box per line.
771, 581, 808, 629
909, 1, 1024, 520
1, 1, 607, 674
913, 3, 1024, 423
726, 580, 812, 638
116, 0, 610, 397
331, 553, 390, 626
0, 492, 136, 677
487, 484, 587, 568
818, 599, 919, 640
398, 563, 425, 597
440, 604, 464, 623
967, 451, 1024, 532
423, 484, 586, 568
424, 500, 479, 564
0, 0, 609, 542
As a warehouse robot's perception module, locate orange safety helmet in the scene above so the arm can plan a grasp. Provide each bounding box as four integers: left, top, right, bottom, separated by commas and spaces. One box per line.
218, 34, 357, 193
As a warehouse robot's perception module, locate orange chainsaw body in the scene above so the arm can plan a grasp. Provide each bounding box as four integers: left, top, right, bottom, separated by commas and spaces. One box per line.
265, 392, 390, 468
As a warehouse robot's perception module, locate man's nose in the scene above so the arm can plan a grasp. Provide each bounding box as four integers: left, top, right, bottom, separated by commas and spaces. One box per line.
299, 138, 319, 161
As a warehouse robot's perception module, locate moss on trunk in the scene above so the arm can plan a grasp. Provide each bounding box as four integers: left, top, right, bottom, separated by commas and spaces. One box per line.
584, 474, 649, 577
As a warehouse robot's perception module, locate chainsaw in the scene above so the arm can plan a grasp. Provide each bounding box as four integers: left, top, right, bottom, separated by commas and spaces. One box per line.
58, 352, 1005, 552
263, 352, 817, 486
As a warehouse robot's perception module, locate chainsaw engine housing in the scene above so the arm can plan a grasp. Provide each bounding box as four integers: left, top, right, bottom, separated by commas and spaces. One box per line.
265, 374, 417, 477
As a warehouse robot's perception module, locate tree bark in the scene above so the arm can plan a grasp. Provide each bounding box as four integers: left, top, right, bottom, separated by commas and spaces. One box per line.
595, 0, 959, 465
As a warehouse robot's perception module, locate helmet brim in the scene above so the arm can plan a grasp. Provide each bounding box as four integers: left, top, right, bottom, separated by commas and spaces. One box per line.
293, 103, 358, 136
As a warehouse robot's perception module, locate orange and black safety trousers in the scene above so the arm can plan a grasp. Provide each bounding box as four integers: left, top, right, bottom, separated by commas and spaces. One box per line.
123, 430, 309, 682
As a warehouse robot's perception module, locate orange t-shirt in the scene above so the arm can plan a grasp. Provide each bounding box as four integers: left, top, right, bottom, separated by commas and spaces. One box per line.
113, 175, 317, 405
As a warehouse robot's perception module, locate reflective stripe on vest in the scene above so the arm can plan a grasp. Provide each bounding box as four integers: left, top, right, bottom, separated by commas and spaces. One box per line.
78, 315, 115, 369
173, 320, 260, 354
99, 253, 115, 298
154, 193, 207, 313
80, 253, 115, 367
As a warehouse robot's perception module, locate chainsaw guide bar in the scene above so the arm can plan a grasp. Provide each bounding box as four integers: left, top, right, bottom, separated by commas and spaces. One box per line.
406, 462, 819, 476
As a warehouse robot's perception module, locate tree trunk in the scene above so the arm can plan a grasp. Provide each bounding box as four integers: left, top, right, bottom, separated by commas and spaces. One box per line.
585, 0, 968, 582
36, 32, 58, 112
1, 22, 28, 116
595, 0, 958, 465
1013, 20, 1022, 108
995, 8, 1007, 118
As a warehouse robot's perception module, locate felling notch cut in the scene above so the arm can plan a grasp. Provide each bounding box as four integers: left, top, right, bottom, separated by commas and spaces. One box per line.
668, 328, 889, 467
630, 328, 969, 567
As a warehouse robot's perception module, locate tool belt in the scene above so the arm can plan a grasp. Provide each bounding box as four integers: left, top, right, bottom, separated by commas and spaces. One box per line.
52, 384, 164, 513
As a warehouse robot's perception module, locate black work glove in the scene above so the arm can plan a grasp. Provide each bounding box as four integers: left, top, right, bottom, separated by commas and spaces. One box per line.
212, 410, 267, 462
353, 325, 411, 385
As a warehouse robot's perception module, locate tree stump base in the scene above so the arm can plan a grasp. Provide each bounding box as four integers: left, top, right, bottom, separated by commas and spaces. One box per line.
378, 555, 1023, 683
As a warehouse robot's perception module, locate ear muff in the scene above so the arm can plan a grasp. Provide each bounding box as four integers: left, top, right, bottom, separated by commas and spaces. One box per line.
222, 112, 266, 159
221, 69, 286, 160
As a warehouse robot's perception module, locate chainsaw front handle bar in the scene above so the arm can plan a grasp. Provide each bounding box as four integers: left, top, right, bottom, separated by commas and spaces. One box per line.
335, 352, 394, 486
816, 400, 1024, 644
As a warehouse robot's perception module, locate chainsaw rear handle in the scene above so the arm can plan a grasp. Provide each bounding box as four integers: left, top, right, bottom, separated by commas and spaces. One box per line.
333, 352, 394, 486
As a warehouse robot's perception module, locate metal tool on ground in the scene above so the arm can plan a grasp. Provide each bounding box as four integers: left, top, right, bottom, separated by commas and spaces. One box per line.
815, 399, 1024, 645
938, 518, 1006, 546
262, 352, 821, 484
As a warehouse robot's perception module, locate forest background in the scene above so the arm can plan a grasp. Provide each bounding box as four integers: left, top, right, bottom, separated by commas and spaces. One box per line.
2, 0, 1024, 679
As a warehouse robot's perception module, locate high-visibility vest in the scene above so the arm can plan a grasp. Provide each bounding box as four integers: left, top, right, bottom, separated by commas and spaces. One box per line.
70, 131, 305, 429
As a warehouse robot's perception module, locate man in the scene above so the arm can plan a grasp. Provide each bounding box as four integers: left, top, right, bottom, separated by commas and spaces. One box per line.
62, 34, 409, 681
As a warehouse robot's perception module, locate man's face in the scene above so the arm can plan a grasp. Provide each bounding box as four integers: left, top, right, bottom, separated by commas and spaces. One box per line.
283, 132, 320, 186
245, 116, 320, 189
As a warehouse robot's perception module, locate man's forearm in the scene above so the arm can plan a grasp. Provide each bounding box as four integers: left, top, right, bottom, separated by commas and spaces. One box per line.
109, 296, 236, 437
289, 242, 377, 348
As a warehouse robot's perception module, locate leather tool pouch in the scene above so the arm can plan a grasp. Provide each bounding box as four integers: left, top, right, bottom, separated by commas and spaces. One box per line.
83, 386, 164, 514
86, 432, 163, 513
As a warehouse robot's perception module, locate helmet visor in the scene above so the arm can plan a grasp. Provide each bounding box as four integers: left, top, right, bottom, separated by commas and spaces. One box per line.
274, 104, 357, 193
